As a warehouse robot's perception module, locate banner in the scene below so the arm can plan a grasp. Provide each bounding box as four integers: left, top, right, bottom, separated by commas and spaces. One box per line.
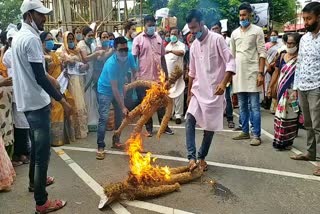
251, 3, 269, 27
220, 19, 228, 32
155, 8, 170, 19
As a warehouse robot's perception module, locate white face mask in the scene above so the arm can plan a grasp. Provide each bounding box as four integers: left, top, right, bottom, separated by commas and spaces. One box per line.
29, 13, 39, 33
286, 46, 297, 54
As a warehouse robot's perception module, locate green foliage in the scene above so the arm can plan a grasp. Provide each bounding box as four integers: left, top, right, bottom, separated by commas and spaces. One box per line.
0, 0, 23, 30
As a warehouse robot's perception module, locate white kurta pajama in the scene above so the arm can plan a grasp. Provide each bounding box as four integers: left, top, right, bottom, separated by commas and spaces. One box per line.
187, 32, 236, 131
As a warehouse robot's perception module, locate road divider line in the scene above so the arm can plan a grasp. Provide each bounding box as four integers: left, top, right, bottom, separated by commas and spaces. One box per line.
53, 148, 131, 214
60, 146, 320, 182
233, 112, 318, 167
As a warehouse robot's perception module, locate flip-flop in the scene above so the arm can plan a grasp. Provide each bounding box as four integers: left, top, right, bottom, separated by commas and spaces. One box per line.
313, 168, 320, 176
12, 161, 23, 167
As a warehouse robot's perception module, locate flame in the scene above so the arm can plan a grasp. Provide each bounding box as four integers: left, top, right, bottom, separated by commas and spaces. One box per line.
126, 134, 171, 184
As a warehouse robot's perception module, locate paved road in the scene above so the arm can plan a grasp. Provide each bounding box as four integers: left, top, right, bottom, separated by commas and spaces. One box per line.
1, 109, 319, 214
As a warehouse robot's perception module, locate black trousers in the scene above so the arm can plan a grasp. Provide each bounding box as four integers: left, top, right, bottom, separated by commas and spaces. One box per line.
13, 127, 30, 157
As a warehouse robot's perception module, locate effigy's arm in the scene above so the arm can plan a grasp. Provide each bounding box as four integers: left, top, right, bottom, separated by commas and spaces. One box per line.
157, 96, 173, 139
114, 105, 142, 136
125, 80, 155, 92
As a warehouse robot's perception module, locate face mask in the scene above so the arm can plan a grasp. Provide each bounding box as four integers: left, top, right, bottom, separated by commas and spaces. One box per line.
170, 35, 178, 43
45, 40, 54, 51
68, 42, 75, 49
117, 54, 128, 62
286, 46, 297, 54
102, 40, 109, 48
146, 26, 156, 36
306, 21, 319, 32
76, 34, 83, 41
86, 38, 94, 45
240, 19, 250, 28
270, 36, 278, 43
29, 13, 39, 33
165, 37, 171, 42
195, 31, 203, 40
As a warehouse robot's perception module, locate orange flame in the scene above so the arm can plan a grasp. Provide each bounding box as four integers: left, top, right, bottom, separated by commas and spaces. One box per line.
126, 134, 171, 184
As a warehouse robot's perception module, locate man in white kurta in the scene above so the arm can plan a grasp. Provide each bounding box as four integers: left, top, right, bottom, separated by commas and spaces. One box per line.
185, 9, 236, 171
165, 27, 186, 124
230, 3, 266, 146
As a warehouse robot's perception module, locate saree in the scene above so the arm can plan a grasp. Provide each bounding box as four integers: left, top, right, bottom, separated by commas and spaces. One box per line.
273, 57, 298, 150
61, 32, 88, 139
0, 136, 15, 191
47, 52, 76, 146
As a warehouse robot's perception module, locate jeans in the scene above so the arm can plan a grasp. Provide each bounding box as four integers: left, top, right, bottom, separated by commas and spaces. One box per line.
136, 86, 166, 132
24, 105, 51, 206
298, 89, 320, 159
238, 92, 261, 138
225, 85, 233, 122
13, 127, 30, 157
97, 93, 122, 149
185, 113, 214, 160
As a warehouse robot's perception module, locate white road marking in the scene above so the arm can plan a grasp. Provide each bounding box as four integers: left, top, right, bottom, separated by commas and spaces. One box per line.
60, 146, 320, 182
123, 200, 195, 214
53, 148, 131, 214
233, 112, 318, 167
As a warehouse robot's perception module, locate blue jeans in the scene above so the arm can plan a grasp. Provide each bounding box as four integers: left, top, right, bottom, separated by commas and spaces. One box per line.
24, 105, 51, 206
225, 85, 233, 122
185, 113, 214, 160
238, 92, 261, 138
97, 93, 122, 149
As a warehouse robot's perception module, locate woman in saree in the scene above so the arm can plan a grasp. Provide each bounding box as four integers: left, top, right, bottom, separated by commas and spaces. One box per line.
77, 27, 104, 132
268, 33, 301, 151
40, 32, 76, 146
0, 135, 15, 192
61, 31, 89, 139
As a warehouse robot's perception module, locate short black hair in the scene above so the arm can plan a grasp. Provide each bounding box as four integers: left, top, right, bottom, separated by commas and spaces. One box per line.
124, 21, 136, 33
114, 36, 127, 49
186, 9, 203, 23
144, 15, 156, 25
170, 27, 179, 33
40, 32, 52, 43
73, 26, 82, 34
271, 30, 279, 35
282, 33, 288, 43
82, 26, 93, 36
108, 32, 115, 39
239, 2, 253, 13
211, 21, 222, 28
302, 2, 320, 16
287, 32, 302, 45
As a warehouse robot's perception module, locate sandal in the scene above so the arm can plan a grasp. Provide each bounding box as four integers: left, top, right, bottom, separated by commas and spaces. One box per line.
29, 176, 55, 192
96, 151, 105, 160
35, 199, 67, 214
20, 155, 30, 164
228, 121, 235, 129
12, 161, 23, 167
290, 154, 316, 161
188, 160, 198, 172
198, 160, 208, 172
313, 168, 320, 176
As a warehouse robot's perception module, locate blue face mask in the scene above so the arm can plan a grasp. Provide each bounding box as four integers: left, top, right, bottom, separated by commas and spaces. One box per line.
102, 40, 109, 48
270, 36, 278, 43
45, 40, 54, 51
146, 26, 156, 36
170, 35, 178, 43
165, 37, 171, 42
195, 31, 203, 40
76, 34, 83, 41
239, 19, 250, 28
68, 42, 75, 49
86, 38, 94, 45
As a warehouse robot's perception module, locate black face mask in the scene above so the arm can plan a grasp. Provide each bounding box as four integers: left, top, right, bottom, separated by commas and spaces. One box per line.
306, 21, 319, 32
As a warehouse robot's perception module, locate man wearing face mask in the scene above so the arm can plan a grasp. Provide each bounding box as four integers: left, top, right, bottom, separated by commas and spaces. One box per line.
11, 0, 72, 212
96, 37, 138, 160
230, 2, 266, 146
290, 2, 320, 176
132, 15, 173, 137
165, 27, 186, 124
185, 9, 236, 171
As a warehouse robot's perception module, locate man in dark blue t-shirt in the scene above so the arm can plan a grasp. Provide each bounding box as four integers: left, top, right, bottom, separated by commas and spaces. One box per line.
96, 36, 138, 160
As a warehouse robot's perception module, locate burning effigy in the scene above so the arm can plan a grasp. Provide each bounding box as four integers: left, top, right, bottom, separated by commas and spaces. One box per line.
103, 66, 205, 205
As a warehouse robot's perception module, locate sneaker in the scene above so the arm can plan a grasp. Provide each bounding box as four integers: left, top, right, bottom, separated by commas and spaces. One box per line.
232, 132, 250, 140
250, 138, 262, 146
175, 118, 182, 124
165, 127, 174, 135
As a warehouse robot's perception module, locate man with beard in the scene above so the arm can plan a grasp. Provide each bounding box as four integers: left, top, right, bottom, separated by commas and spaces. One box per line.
290, 2, 320, 176
12, 0, 71, 212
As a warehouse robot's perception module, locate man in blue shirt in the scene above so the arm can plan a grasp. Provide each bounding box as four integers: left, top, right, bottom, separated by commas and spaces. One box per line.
96, 36, 138, 160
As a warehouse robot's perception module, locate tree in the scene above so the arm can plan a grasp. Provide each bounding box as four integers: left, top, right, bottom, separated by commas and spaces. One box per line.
130, 0, 169, 17
0, 0, 23, 30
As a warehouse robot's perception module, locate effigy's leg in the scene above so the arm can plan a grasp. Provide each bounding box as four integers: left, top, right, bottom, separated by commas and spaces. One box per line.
157, 97, 173, 139
114, 105, 142, 136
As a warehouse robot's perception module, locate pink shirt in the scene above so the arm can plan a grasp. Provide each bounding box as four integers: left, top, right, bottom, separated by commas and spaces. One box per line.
132, 32, 165, 81
187, 31, 236, 131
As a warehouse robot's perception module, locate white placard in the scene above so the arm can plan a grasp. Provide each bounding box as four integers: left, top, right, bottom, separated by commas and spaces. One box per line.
251, 3, 269, 27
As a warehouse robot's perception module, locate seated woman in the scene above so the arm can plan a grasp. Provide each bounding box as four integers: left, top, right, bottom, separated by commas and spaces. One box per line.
40, 32, 76, 146
268, 33, 302, 151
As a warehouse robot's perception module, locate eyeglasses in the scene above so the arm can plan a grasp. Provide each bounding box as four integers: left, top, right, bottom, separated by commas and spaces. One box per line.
117, 47, 129, 53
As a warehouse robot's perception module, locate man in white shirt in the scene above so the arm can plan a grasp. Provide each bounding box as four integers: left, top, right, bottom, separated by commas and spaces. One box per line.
290, 2, 320, 176
11, 0, 71, 212
165, 27, 186, 124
